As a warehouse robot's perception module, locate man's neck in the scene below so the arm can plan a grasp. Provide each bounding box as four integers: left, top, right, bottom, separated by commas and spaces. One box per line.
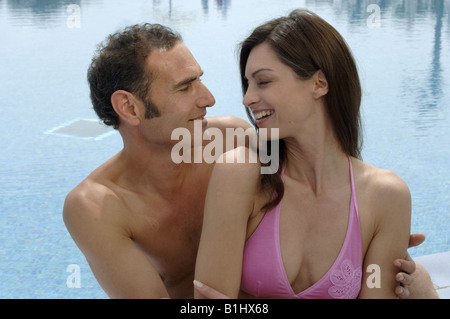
117, 137, 197, 197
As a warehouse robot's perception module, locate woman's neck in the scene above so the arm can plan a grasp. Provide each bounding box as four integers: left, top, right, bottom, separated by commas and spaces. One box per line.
282, 125, 348, 196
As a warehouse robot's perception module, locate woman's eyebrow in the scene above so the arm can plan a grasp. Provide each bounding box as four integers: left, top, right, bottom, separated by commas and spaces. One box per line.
245, 68, 274, 80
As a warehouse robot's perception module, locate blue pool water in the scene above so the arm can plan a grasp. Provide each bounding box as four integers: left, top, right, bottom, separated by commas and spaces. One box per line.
0, 0, 449, 299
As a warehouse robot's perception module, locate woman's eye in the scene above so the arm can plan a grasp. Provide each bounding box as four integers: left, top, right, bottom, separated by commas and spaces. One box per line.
258, 81, 270, 87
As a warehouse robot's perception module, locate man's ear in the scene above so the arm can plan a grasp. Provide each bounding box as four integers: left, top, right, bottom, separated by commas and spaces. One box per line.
312, 70, 329, 99
111, 90, 142, 126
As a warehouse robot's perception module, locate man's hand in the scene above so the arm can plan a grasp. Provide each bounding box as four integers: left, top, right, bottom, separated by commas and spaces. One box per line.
394, 252, 416, 298
394, 233, 439, 299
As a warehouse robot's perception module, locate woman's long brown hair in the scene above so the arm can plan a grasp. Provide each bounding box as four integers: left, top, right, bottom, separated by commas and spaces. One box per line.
239, 9, 363, 211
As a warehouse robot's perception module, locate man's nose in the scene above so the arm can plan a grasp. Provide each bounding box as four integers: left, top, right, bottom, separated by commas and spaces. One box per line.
197, 82, 216, 108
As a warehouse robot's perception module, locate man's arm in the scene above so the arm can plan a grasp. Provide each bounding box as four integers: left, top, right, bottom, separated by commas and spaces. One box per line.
195, 233, 439, 299
206, 115, 253, 152
207, 115, 252, 131
63, 185, 169, 299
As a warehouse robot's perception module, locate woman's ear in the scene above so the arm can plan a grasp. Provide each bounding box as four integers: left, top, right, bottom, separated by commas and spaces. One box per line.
111, 90, 142, 126
312, 70, 329, 99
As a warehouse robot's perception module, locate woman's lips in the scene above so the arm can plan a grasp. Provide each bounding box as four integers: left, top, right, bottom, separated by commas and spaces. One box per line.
254, 110, 275, 126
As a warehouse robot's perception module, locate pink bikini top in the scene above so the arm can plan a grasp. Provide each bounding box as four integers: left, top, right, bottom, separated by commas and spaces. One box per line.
240, 157, 363, 299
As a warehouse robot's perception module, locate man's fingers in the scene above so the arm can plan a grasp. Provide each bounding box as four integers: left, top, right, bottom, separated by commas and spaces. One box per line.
396, 272, 414, 286
408, 233, 425, 248
395, 285, 411, 299
194, 280, 230, 299
394, 252, 416, 276
394, 258, 416, 276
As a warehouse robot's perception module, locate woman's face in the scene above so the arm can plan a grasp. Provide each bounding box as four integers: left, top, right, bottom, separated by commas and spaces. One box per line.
243, 42, 322, 140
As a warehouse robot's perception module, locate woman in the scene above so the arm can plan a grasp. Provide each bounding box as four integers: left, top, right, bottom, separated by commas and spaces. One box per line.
194, 9, 411, 299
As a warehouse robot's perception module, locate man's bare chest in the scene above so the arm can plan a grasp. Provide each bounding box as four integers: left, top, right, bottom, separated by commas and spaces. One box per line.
123, 186, 205, 271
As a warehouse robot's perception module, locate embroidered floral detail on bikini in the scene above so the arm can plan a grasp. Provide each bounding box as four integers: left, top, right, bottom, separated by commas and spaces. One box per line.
328, 259, 362, 299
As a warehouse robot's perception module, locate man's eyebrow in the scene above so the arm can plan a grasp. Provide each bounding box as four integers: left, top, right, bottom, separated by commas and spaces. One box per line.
173, 71, 204, 89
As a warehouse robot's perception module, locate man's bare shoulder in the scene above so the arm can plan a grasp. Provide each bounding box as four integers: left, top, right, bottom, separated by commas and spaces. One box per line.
63, 169, 128, 237
64, 152, 125, 217
64, 178, 117, 213
207, 115, 252, 131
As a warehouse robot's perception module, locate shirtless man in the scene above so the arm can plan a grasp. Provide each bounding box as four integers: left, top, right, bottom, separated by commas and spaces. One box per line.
63, 23, 437, 299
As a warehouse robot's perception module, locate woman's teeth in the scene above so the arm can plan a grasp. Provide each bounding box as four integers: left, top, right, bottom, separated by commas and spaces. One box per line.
254, 110, 274, 120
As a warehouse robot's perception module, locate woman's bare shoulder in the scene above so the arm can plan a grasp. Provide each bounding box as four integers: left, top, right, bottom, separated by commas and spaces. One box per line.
353, 158, 411, 217
209, 146, 261, 196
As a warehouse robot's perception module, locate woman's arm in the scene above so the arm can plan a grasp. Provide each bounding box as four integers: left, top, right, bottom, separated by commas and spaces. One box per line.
359, 170, 412, 299
194, 147, 261, 298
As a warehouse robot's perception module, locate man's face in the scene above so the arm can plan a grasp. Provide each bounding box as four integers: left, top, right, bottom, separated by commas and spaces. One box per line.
139, 42, 215, 146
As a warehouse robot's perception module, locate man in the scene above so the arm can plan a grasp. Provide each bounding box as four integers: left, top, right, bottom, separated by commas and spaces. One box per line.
63, 23, 437, 299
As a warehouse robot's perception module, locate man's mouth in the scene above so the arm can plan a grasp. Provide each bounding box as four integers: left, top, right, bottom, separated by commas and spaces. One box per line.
190, 113, 207, 121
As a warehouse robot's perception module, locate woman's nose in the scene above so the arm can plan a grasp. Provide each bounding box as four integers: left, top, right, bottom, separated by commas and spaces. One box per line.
242, 85, 260, 109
